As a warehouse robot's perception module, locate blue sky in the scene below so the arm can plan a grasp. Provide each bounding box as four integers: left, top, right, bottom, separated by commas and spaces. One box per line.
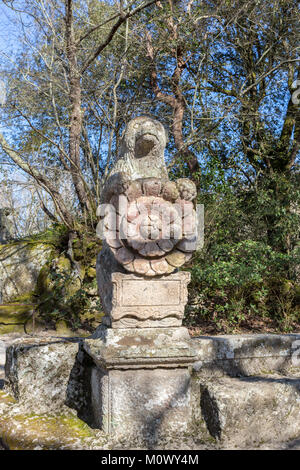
0, 2, 20, 56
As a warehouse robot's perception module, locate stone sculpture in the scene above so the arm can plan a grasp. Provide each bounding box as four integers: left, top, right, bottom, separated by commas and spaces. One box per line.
96, 116, 198, 327
99, 116, 197, 277
89, 116, 199, 440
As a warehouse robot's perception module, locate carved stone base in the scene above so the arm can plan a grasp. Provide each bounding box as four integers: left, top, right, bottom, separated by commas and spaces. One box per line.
84, 326, 197, 440
97, 251, 190, 328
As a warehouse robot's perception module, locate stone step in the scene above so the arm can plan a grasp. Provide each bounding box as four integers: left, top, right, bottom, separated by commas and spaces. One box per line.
198, 374, 300, 448
192, 333, 300, 377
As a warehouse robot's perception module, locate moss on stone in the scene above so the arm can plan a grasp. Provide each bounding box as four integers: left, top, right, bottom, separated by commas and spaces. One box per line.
9, 292, 35, 304
56, 255, 71, 272
35, 265, 51, 295
0, 411, 98, 450
0, 304, 33, 334
1, 225, 104, 335
0, 390, 16, 405
55, 320, 78, 336
87, 267, 97, 278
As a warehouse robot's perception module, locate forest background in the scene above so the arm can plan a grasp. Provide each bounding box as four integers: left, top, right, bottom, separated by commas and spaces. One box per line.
0, 0, 299, 334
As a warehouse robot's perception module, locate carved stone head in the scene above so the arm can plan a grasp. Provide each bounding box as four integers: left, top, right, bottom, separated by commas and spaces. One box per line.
112, 116, 169, 180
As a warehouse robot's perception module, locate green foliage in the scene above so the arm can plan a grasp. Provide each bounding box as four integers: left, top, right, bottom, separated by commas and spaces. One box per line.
186, 241, 300, 332
33, 226, 103, 333
22, 224, 70, 251
185, 174, 300, 333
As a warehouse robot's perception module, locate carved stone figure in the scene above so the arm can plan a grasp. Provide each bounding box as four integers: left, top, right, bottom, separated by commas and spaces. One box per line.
96, 116, 198, 328
110, 115, 169, 180
98, 116, 197, 279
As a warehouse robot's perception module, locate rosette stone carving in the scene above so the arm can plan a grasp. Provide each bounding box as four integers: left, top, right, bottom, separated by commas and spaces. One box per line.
98, 116, 197, 277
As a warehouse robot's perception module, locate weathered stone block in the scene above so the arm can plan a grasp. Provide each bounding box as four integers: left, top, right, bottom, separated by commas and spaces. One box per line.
0, 242, 53, 302
91, 367, 191, 441
4, 337, 80, 414
199, 375, 300, 448
88, 325, 197, 367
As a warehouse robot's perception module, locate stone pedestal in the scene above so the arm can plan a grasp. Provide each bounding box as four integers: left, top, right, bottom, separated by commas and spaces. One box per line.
84, 326, 197, 441
96, 245, 191, 329
105, 271, 190, 328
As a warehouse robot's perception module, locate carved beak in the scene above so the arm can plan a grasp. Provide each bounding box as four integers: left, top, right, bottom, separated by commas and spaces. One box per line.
135, 133, 158, 158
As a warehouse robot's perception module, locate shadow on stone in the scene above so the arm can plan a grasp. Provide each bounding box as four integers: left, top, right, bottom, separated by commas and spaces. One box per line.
136, 372, 191, 449
200, 386, 221, 440
65, 343, 96, 428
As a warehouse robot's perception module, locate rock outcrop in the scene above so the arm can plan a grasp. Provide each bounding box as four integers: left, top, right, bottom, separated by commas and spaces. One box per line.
0, 241, 53, 303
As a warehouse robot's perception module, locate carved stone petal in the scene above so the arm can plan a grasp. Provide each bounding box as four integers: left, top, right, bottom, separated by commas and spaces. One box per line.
169, 223, 183, 239
184, 252, 193, 263
104, 210, 117, 231
182, 214, 196, 236
166, 250, 186, 267
127, 201, 139, 222
130, 239, 145, 251
137, 196, 153, 214
139, 223, 150, 239
144, 267, 157, 277
161, 206, 179, 225
123, 261, 135, 273
117, 194, 129, 215
133, 258, 151, 274
176, 235, 197, 252
150, 258, 169, 274
127, 222, 139, 238
166, 262, 176, 274
140, 241, 164, 257
115, 247, 135, 265
174, 200, 193, 218
106, 236, 122, 249
158, 239, 174, 253
149, 227, 160, 240
119, 216, 129, 239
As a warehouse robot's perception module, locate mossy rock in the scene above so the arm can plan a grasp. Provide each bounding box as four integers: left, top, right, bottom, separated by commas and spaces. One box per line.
55, 320, 74, 336
0, 410, 102, 450
35, 265, 52, 295
56, 255, 71, 272
9, 292, 35, 304
0, 304, 33, 335
87, 267, 96, 278
65, 276, 82, 297
81, 309, 104, 324
54, 320, 91, 337
0, 390, 16, 405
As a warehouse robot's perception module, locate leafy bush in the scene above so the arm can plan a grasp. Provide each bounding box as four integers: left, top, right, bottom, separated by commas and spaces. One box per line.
185, 240, 300, 332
